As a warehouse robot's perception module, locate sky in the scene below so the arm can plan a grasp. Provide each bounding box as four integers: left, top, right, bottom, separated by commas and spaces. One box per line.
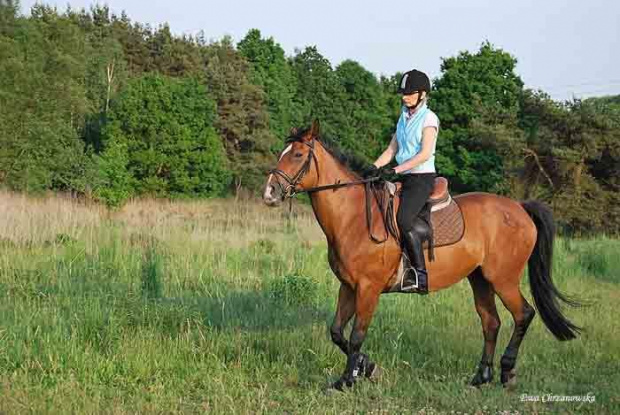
20, 0, 620, 101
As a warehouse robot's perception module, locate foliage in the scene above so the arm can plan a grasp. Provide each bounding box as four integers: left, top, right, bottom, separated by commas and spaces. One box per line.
267, 274, 319, 307
0, 4, 618, 233
102, 74, 231, 199
432, 42, 524, 192
238, 29, 299, 142
334, 60, 394, 159
517, 92, 620, 234
0, 196, 617, 413
0, 5, 92, 192
202, 37, 278, 192
91, 139, 133, 206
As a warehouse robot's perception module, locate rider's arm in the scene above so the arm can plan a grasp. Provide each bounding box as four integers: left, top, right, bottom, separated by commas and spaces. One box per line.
372, 134, 398, 168
393, 126, 437, 174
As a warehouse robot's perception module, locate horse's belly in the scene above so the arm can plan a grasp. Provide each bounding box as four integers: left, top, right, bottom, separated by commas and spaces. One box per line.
427, 241, 481, 291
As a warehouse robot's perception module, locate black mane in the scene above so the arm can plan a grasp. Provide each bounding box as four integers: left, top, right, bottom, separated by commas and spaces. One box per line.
286, 127, 372, 176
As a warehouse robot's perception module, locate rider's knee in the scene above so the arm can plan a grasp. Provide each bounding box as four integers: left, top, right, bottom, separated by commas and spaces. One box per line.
411, 218, 431, 239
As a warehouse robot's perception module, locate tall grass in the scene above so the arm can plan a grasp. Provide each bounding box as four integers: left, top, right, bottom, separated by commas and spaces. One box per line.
0, 191, 617, 414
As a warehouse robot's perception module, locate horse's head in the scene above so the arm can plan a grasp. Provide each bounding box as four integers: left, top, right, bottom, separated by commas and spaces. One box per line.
263, 120, 321, 206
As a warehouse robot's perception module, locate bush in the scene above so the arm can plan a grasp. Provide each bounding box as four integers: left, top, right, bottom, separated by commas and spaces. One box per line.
266, 274, 319, 307
100, 73, 232, 202
576, 239, 620, 283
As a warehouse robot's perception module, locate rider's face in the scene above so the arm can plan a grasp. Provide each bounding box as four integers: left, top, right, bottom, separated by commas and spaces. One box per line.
402, 91, 426, 107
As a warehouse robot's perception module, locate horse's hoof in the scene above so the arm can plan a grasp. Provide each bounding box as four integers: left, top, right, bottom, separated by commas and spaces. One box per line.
501, 369, 517, 390
326, 379, 345, 393
365, 362, 382, 382
329, 377, 354, 392
469, 363, 493, 388
325, 382, 343, 394
469, 374, 492, 389
469, 381, 492, 391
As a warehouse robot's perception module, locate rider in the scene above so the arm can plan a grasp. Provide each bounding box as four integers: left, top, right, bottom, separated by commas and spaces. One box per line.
366, 69, 438, 293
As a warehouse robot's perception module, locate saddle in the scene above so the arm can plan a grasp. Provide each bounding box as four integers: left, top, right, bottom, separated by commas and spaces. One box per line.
382, 177, 465, 254
365, 177, 464, 295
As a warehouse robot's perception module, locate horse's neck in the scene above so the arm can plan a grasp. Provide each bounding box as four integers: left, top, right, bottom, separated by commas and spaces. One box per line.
308, 146, 365, 244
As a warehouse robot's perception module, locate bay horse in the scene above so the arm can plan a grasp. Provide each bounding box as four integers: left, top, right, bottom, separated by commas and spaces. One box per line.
263, 120, 579, 389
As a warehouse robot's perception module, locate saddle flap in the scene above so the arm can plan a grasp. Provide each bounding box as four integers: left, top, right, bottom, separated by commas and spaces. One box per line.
429, 177, 449, 202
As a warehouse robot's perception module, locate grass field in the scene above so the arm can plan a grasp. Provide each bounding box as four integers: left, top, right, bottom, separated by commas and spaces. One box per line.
0, 191, 618, 414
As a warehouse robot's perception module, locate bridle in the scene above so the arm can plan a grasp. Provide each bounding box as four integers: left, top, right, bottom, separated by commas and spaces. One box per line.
268, 136, 394, 244
268, 137, 319, 198
268, 136, 377, 198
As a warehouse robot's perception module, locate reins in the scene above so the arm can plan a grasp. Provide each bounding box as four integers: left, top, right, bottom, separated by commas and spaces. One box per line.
269, 137, 393, 244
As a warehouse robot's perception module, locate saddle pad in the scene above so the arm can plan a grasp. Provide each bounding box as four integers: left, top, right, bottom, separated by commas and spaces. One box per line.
388, 199, 465, 294
425, 198, 465, 248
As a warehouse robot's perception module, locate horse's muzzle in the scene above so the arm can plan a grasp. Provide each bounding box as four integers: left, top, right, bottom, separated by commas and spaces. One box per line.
263, 183, 282, 207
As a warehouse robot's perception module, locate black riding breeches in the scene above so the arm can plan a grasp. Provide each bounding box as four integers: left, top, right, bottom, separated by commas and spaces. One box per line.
396, 173, 436, 233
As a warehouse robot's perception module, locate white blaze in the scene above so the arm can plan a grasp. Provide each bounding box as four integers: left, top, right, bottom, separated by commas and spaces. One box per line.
263, 174, 274, 199
264, 144, 293, 201
279, 144, 293, 160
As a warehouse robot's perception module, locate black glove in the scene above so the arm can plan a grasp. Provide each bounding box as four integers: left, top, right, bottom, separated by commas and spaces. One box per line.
361, 165, 394, 180
376, 166, 395, 181
361, 165, 379, 179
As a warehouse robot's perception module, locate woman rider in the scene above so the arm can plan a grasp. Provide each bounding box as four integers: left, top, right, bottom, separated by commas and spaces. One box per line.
365, 69, 438, 293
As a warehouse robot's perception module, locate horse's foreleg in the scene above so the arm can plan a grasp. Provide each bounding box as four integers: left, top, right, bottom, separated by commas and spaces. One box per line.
334, 282, 382, 389
330, 284, 355, 355
468, 269, 501, 387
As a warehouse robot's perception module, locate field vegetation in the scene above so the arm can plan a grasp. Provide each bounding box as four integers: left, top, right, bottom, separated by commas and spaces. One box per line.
1, 192, 618, 414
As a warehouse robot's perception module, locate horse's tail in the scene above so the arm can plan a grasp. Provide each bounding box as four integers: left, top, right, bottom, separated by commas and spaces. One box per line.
521, 200, 581, 341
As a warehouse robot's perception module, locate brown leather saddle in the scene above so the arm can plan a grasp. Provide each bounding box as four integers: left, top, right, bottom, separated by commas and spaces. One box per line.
383, 177, 464, 253
390, 177, 451, 211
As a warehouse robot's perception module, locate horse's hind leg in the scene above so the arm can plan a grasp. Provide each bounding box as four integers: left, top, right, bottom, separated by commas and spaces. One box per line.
493, 281, 536, 388
468, 268, 501, 387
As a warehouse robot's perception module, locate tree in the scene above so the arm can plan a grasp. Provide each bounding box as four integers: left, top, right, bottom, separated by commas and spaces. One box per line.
101, 74, 231, 198
238, 29, 298, 142
432, 42, 524, 192
334, 60, 393, 160
0, 5, 94, 192
517, 92, 620, 233
290, 46, 349, 140
201, 37, 277, 192
0, 0, 19, 36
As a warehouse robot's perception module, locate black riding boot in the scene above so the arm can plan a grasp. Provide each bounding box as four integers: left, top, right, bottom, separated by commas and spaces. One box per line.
401, 227, 429, 294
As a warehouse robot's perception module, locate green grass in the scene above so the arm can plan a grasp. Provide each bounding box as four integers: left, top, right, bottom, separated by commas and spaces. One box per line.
0, 195, 618, 414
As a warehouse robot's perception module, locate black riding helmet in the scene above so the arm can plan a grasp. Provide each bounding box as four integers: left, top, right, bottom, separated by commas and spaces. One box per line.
397, 69, 431, 95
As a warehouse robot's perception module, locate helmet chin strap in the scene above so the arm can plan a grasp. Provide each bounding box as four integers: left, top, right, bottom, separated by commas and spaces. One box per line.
406, 96, 426, 111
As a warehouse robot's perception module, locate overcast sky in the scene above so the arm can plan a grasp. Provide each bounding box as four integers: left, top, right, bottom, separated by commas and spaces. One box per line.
20, 0, 620, 101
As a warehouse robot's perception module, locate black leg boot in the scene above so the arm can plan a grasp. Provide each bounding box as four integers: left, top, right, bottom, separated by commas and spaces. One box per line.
401, 229, 428, 294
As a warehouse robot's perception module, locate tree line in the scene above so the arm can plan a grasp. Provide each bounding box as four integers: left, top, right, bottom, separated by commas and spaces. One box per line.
0, 1, 618, 234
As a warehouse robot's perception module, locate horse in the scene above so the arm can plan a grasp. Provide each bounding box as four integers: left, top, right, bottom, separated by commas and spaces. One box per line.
263, 120, 580, 390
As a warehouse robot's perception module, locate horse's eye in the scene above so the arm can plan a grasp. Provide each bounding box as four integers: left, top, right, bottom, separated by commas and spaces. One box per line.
294, 153, 303, 158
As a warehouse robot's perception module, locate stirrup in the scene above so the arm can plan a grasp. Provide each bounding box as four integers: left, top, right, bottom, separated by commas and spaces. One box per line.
401, 266, 428, 294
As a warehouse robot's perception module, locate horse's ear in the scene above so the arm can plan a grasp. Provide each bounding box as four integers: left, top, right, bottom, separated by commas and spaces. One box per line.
289, 127, 298, 137
310, 119, 320, 137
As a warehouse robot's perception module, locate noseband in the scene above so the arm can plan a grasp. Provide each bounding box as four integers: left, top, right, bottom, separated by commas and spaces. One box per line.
269, 137, 380, 198
268, 136, 390, 243
268, 138, 318, 198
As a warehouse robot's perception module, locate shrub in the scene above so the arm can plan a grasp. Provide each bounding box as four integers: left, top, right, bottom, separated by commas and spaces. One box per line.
266, 274, 319, 307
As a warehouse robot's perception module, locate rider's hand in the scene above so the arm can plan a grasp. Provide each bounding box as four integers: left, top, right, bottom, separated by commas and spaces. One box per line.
362, 165, 394, 180
377, 166, 395, 181
361, 165, 379, 179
